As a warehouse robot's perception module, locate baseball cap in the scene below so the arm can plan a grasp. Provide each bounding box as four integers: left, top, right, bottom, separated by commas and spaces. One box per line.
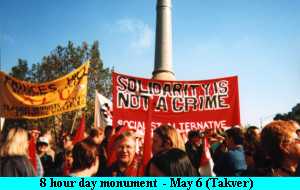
38, 137, 49, 145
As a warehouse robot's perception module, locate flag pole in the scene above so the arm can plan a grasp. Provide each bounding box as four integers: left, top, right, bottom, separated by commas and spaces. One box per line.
143, 96, 154, 167
70, 111, 79, 134
0, 117, 5, 132
94, 90, 99, 128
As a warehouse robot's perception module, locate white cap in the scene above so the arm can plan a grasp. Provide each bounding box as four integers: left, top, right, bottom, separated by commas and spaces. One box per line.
38, 137, 49, 145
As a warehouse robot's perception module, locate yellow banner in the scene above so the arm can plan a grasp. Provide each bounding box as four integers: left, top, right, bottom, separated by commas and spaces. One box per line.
0, 61, 89, 119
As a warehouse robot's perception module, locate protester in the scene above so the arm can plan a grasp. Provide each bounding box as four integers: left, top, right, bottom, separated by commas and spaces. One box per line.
209, 128, 226, 155
40, 129, 55, 160
85, 127, 107, 176
296, 129, 300, 138
243, 126, 260, 166
152, 125, 185, 155
97, 126, 113, 174
54, 134, 74, 176
37, 137, 54, 176
242, 126, 270, 176
213, 127, 247, 176
261, 120, 300, 176
106, 131, 141, 176
0, 127, 35, 176
69, 141, 99, 176
63, 150, 73, 175
105, 125, 130, 167
101, 125, 113, 149
28, 126, 44, 176
3, 117, 300, 177
145, 148, 199, 176
185, 130, 203, 170
85, 127, 105, 146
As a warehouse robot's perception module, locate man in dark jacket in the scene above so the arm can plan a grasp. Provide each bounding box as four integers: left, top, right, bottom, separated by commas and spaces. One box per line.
213, 127, 247, 176
37, 137, 54, 176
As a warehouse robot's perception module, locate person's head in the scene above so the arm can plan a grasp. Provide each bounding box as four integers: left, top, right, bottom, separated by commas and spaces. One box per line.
72, 141, 99, 176
89, 128, 104, 145
0, 127, 29, 157
65, 150, 73, 166
28, 126, 40, 141
224, 127, 244, 149
63, 135, 73, 151
37, 137, 49, 154
243, 126, 260, 167
296, 129, 300, 138
261, 120, 300, 168
146, 148, 199, 176
114, 131, 136, 166
246, 126, 260, 143
152, 125, 185, 155
187, 130, 202, 147
40, 129, 53, 145
104, 125, 113, 139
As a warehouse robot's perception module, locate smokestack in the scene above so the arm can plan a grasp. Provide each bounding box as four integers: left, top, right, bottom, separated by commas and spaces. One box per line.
152, 0, 175, 80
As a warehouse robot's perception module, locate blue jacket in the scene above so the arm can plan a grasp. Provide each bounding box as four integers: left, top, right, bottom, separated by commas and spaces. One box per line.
214, 146, 247, 176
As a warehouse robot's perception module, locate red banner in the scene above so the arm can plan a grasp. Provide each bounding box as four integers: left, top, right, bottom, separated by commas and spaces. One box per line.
112, 72, 240, 136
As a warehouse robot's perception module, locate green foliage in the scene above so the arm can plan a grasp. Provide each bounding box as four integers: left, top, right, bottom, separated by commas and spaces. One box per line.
5, 41, 112, 141
274, 103, 300, 124
9, 59, 30, 80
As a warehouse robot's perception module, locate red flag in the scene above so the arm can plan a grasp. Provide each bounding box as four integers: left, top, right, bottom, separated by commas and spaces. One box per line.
94, 91, 101, 129
139, 96, 154, 175
72, 113, 86, 145
28, 138, 37, 174
144, 97, 153, 164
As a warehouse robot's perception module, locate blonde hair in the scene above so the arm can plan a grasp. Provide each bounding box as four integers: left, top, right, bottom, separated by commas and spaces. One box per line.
0, 128, 29, 157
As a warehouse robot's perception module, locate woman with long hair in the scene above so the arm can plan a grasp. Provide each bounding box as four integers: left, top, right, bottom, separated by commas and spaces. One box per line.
152, 125, 185, 155
0, 127, 35, 176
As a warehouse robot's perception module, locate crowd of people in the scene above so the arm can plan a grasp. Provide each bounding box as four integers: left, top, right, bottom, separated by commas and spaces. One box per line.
0, 120, 300, 177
